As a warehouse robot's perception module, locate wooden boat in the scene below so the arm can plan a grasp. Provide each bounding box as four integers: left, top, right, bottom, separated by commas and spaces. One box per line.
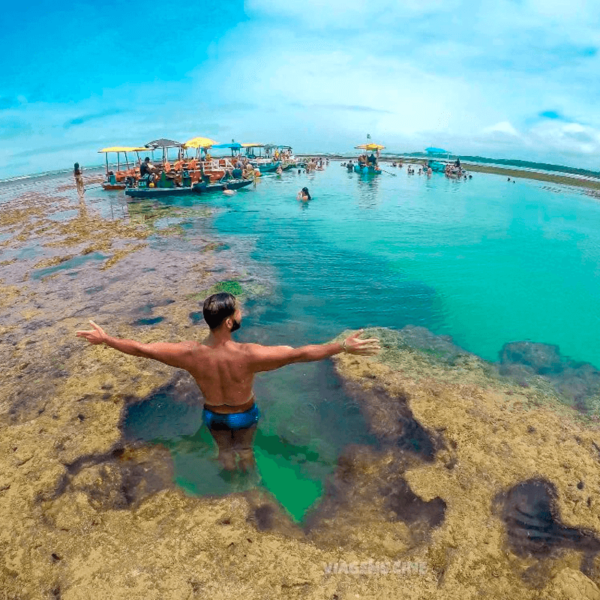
125, 178, 252, 199
98, 146, 147, 190
266, 144, 298, 171
353, 141, 385, 175
241, 143, 281, 173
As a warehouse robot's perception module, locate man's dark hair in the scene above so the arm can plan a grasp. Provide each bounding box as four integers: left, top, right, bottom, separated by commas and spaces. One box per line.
203, 292, 236, 330
144, 157, 150, 162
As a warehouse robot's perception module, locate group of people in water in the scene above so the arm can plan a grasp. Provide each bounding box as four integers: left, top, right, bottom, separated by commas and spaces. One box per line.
270, 148, 293, 162
340, 156, 474, 180
443, 158, 471, 179
304, 157, 328, 173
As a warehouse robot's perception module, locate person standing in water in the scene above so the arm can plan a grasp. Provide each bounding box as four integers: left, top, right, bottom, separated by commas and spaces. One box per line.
73, 163, 85, 201
76, 293, 379, 472
297, 187, 311, 201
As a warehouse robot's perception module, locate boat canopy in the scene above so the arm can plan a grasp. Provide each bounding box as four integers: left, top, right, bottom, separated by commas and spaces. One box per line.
98, 146, 147, 153
355, 143, 385, 151
212, 142, 242, 150
183, 137, 218, 149
241, 143, 264, 148
145, 139, 182, 149
425, 147, 450, 154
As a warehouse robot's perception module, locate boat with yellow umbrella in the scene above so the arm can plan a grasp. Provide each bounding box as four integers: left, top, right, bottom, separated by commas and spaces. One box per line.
183, 136, 228, 182
353, 143, 384, 174
183, 136, 218, 157
98, 146, 147, 190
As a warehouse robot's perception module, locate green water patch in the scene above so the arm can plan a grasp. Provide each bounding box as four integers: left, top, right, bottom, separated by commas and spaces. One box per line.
210, 280, 244, 296
48, 209, 79, 221
17, 246, 44, 260
186, 280, 248, 303
85, 285, 104, 295
123, 367, 378, 523
189, 311, 203, 324
132, 316, 165, 326
31, 252, 107, 280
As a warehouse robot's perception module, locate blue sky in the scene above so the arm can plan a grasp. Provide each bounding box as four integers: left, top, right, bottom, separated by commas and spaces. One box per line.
2, 0, 600, 177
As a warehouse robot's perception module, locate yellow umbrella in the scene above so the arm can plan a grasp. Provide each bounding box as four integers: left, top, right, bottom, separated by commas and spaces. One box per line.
355, 143, 385, 151
98, 146, 148, 153
183, 137, 218, 149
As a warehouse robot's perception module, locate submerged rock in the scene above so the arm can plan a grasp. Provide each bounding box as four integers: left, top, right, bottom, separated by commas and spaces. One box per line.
501, 341, 600, 412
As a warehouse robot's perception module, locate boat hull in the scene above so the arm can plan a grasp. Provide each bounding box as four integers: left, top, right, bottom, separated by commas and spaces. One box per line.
125, 186, 196, 198
353, 164, 381, 175
125, 179, 252, 199
193, 179, 253, 193
253, 162, 281, 173
428, 161, 446, 173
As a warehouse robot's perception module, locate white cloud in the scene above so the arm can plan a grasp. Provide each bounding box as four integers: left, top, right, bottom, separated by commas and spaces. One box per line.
483, 122, 521, 137
529, 120, 600, 156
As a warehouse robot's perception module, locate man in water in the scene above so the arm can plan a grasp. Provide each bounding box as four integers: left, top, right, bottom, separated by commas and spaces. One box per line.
76, 293, 380, 472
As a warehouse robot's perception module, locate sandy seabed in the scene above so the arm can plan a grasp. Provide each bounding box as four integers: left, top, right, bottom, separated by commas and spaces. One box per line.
0, 181, 599, 599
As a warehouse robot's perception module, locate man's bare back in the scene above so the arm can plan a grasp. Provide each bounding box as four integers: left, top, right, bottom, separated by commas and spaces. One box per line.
76, 293, 380, 471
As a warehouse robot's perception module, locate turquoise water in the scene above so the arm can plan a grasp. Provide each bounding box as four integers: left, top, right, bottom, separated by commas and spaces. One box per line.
213, 169, 600, 367
123, 165, 600, 521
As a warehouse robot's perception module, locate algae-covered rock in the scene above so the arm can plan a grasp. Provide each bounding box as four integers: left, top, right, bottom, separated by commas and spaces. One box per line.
501, 341, 600, 412
331, 326, 600, 599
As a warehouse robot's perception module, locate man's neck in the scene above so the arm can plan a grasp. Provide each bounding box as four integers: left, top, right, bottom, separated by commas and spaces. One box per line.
207, 329, 233, 346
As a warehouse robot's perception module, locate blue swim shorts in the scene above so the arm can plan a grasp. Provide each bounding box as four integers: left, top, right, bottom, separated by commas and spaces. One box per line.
202, 403, 260, 431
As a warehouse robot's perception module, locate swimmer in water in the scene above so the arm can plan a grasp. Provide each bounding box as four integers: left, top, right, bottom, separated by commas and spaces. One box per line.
297, 187, 311, 201
76, 294, 380, 472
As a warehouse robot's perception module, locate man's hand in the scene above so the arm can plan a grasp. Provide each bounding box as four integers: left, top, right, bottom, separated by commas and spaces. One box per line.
76, 320, 108, 345
343, 330, 381, 356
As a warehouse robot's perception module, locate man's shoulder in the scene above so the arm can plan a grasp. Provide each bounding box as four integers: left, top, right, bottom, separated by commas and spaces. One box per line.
180, 340, 204, 352
235, 342, 263, 355
234, 342, 287, 358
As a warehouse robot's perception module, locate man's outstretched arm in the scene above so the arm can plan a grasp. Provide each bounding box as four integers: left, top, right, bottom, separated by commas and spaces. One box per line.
248, 330, 380, 372
76, 321, 195, 369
